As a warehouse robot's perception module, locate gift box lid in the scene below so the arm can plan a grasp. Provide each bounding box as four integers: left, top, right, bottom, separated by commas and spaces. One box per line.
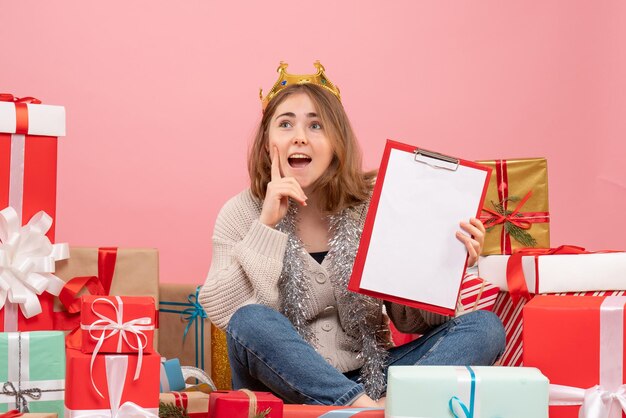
0, 101, 65, 137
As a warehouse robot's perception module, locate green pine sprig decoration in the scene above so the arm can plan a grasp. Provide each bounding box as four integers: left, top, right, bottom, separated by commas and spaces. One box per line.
485, 197, 537, 247
254, 407, 272, 418
159, 401, 189, 418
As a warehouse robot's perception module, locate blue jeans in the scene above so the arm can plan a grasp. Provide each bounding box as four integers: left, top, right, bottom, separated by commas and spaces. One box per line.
226, 304, 505, 406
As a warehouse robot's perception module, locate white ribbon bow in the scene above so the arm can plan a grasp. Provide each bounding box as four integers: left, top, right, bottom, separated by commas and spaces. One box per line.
66, 356, 158, 418
550, 383, 626, 418
0, 207, 69, 319
84, 296, 154, 398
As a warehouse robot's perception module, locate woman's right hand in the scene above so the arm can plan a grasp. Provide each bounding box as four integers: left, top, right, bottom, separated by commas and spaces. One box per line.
259, 146, 308, 227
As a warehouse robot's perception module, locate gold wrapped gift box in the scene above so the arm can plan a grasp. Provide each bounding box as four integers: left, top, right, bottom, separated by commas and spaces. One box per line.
477, 158, 550, 255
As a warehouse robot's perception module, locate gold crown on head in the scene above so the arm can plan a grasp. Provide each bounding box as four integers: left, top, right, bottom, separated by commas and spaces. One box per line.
260, 61, 341, 111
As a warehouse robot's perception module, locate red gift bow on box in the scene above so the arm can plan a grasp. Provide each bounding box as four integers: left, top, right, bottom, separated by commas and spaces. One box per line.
54, 247, 117, 332
479, 160, 550, 254
0, 94, 42, 135
506, 245, 620, 303
85, 296, 154, 398
548, 296, 626, 418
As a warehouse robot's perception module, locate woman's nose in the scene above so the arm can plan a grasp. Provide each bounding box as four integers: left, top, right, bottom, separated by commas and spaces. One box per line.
292, 129, 308, 145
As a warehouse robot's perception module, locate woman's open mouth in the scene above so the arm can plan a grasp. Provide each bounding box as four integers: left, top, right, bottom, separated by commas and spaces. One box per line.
288, 153, 312, 168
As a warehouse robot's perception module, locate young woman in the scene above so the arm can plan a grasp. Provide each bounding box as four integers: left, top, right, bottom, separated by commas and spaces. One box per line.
199, 63, 505, 408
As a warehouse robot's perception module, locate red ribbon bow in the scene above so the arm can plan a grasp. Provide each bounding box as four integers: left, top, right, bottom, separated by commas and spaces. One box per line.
481, 190, 534, 230
53, 248, 118, 334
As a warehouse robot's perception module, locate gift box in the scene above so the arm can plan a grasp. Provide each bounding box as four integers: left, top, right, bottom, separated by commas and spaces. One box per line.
477, 158, 550, 255
479, 248, 626, 295
158, 284, 211, 380
209, 390, 282, 418
0, 208, 69, 332
53, 247, 159, 347
1, 414, 57, 418
160, 391, 208, 418
80, 295, 155, 354
160, 358, 185, 392
64, 348, 159, 416
283, 405, 383, 417
524, 295, 626, 418
0, 332, 65, 416
386, 365, 549, 417
455, 272, 499, 316
0, 94, 65, 242
482, 245, 626, 366
493, 289, 625, 367
211, 324, 231, 390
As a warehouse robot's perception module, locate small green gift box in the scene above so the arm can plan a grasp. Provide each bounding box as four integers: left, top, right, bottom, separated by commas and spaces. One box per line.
0, 331, 65, 416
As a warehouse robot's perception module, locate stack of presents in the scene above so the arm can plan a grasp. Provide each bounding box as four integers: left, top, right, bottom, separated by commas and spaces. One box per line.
1, 94, 625, 418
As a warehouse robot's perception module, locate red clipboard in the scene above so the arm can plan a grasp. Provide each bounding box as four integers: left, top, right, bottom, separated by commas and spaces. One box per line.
348, 140, 492, 316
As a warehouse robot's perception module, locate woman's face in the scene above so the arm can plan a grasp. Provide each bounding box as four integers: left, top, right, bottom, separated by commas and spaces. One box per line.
267, 92, 334, 192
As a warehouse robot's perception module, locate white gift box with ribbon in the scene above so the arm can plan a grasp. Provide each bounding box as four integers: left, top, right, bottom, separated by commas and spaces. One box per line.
386, 365, 549, 418
478, 253, 626, 294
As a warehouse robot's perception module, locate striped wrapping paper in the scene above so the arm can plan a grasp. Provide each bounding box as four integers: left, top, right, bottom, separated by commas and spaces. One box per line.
493, 290, 626, 366
456, 274, 500, 315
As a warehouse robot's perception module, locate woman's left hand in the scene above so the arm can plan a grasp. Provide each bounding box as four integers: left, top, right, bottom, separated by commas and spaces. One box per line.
456, 217, 486, 267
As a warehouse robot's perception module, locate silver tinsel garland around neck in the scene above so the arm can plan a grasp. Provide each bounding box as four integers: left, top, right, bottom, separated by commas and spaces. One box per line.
276, 202, 389, 400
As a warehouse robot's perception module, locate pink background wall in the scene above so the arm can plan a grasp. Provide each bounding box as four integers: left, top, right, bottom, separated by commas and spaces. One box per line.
3, 1, 625, 284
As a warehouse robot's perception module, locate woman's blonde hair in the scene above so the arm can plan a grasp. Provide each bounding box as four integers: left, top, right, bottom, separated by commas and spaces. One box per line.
248, 83, 376, 214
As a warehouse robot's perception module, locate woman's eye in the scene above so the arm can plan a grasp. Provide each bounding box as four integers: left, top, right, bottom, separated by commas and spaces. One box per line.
278, 121, 292, 128
311, 122, 322, 130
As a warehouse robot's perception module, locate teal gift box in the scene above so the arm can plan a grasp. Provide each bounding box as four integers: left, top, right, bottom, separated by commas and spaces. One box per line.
0, 331, 65, 416
386, 366, 548, 418
160, 358, 185, 392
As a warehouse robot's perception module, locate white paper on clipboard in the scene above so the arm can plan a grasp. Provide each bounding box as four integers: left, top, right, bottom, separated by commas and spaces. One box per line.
358, 147, 489, 311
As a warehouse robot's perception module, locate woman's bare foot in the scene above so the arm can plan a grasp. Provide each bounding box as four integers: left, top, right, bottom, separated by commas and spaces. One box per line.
351, 393, 379, 407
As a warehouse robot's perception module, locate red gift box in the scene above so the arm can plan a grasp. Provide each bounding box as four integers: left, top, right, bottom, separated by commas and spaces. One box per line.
80, 295, 155, 354
283, 404, 383, 417
65, 347, 160, 416
209, 390, 283, 418
494, 290, 626, 367
0, 94, 65, 242
524, 295, 626, 418
0, 95, 66, 333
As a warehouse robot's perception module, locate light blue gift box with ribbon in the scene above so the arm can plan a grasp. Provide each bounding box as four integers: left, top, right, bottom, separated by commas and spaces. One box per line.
0, 331, 65, 416
386, 365, 548, 418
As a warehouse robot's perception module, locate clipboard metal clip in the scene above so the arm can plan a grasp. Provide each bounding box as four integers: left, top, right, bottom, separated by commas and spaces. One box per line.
414, 148, 459, 171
